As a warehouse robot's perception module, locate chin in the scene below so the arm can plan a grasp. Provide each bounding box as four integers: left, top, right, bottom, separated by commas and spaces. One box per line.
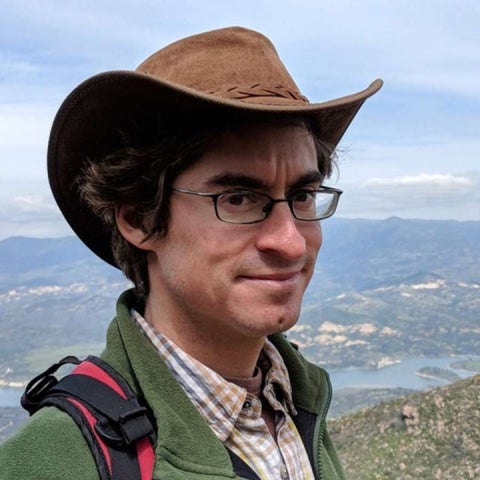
261, 309, 301, 336
226, 298, 303, 338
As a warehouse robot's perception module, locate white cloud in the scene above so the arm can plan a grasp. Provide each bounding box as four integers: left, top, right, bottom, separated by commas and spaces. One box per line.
335, 139, 480, 182
0, 218, 72, 239
364, 174, 473, 188
275, 1, 480, 101
0, 0, 479, 227
3, 1, 479, 95
1, 58, 38, 76
10, 195, 58, 215
337, 171, 480, 220
0, 193, 71, 239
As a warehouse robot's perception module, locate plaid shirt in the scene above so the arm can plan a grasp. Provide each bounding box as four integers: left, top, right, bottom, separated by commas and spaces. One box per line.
133, 310, 315, 480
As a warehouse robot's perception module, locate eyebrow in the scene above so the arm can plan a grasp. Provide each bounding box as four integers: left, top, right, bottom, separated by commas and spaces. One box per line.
289, 171, 324, 191
205, 170, 323, 191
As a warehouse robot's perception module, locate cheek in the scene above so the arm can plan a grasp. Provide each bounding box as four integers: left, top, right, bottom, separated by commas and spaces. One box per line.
305, 221, 323, 254
167, 213, 248, 268
316, 224, 323, 250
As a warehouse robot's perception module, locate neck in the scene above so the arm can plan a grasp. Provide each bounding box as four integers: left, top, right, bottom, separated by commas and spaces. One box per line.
143, 295, 265, 378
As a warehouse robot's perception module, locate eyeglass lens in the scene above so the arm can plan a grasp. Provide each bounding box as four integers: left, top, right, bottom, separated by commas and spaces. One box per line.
216, 190, 336, 223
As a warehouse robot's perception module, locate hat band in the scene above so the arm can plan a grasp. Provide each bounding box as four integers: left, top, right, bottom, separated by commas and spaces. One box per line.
209, 84, 309, 103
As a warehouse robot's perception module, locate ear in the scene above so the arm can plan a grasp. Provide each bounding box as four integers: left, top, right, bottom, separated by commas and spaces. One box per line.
115, 205, 154, 251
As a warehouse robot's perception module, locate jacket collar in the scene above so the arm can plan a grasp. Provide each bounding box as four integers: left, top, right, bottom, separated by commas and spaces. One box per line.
101, 289, 331, 477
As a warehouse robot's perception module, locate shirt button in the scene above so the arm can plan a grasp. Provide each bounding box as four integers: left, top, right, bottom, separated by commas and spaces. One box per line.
242, 400, 252, 410
280, 464, 289, 479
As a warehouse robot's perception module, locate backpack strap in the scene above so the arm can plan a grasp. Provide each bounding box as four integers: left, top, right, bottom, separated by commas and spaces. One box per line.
21, 356, 156, 480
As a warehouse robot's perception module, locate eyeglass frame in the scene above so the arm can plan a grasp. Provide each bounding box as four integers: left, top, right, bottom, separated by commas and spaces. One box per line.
171, 186, 343, 224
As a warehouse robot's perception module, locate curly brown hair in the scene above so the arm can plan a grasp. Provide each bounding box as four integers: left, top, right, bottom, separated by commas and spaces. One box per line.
78, 114, 335, 298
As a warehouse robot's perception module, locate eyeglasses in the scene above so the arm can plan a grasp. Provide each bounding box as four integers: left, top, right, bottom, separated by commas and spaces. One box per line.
172, 186, 342, 224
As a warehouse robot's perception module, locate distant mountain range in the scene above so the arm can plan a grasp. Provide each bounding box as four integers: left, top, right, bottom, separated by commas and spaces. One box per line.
309, 216, 480, 296
1, 217, 479, 382
3, 216, 479, 292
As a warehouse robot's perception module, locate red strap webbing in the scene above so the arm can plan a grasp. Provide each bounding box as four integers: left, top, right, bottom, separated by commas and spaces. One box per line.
22, 356, 156, 480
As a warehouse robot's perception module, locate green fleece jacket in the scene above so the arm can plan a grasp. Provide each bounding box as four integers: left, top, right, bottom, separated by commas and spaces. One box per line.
0, 290, 345, 479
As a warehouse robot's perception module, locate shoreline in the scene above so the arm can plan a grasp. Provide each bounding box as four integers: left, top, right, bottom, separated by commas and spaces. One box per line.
0, 380, 25, 389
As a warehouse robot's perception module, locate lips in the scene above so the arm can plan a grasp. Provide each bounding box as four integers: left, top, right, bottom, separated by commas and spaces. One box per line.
245, 271, 300, 281
238, 271, 302, 286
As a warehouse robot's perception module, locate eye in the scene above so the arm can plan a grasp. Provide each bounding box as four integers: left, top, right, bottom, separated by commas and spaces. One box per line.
293, 189, 315, 202
219, 191, 265, 211
226, 192, 251, 206
292, 189, 316, 211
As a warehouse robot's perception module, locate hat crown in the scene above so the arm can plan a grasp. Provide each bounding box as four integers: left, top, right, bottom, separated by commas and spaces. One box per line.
137, 26, 308, 105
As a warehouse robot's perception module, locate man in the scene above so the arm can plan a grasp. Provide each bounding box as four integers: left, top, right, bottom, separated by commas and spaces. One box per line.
0, 27, 382, 479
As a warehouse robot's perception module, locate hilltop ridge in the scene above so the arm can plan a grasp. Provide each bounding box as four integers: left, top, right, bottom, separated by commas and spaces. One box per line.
329, 374, 480, 479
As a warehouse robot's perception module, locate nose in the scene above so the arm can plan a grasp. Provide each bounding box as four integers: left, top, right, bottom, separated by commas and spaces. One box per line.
254, 202, 308, 260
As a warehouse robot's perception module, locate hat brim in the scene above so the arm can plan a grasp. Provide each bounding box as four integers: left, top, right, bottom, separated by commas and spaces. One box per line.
48, 71, 383, 267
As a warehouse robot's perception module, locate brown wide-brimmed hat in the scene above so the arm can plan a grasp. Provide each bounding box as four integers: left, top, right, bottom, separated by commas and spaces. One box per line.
48, 26, 383, 267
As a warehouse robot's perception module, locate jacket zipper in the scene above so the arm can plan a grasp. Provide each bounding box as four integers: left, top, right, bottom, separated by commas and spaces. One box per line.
314, 373, 333, 480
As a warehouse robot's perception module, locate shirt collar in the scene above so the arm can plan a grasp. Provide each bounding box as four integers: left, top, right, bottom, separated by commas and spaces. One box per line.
131, 309, 297, 441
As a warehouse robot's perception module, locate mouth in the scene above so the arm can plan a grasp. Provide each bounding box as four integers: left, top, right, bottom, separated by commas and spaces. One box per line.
238, 271, 302, 287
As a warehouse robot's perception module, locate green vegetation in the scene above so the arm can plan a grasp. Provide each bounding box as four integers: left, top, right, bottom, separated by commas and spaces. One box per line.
416, 366, 461, 383
330, 387, 415, 418
329, 374, 480, 479
451, 359, 480, 372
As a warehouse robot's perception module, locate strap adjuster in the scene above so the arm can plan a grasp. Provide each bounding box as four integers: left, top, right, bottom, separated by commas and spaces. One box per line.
95, 405, 154, 446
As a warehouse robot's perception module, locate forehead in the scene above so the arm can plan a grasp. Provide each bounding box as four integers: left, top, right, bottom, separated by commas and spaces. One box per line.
177, 123, 319, 187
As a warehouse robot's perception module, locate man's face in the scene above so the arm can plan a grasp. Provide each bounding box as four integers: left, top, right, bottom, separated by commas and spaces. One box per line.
145, 124, 323, 344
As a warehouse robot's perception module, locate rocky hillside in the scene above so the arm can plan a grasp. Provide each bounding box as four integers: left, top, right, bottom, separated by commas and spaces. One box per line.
329, 374, 480, 480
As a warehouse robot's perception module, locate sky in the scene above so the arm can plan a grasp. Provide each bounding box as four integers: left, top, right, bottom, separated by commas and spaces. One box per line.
1, 0, 479, 239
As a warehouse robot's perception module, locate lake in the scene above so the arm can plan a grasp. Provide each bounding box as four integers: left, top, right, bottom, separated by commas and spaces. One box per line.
1, 355, 478, 407
0, 387, 23, 408
329, 355, 478, 391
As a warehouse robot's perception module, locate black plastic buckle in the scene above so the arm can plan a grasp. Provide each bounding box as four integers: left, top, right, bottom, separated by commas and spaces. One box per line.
119, 406, 154, 444
95, 406, 154, 446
